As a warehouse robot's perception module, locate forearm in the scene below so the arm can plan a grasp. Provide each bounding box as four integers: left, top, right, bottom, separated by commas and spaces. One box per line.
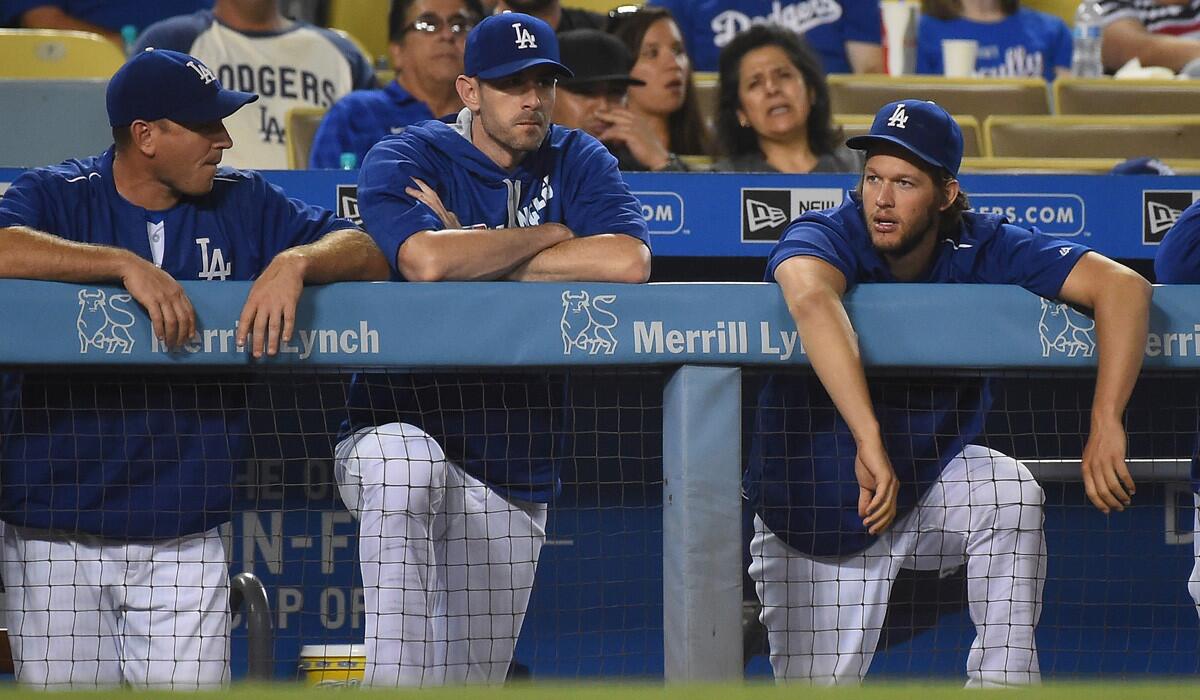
791, 288, 882, 446
271, 229, 391, 283
1089, 272, 1151, 426
1102, 21, 1200, 71
0, 226, 138, 282
846, 41, 884, 74
398, 223, 571, 281
505, 234, 651, 283
21, 8, 122, 46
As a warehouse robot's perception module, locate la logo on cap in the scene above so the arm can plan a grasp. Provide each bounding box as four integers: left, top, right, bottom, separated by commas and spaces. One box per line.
187, 60, 216, 85
886, 103, 908, 129
512, 22, 537, 49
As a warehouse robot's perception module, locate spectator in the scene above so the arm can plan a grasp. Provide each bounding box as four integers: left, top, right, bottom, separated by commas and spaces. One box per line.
1099, 0, 1200, 73
715, 25, 860, 173
134, 0, 376, 169
916, 0, 1072, 81
1, 1, 211, 49
492, 0, 604, 32
309, 0, 482, 169
555, 29, 687, 171
609, 5, 713, 161
646, 0, 883, 74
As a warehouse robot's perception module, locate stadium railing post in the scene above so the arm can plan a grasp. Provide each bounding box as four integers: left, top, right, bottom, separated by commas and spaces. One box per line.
662, 365, 744, 681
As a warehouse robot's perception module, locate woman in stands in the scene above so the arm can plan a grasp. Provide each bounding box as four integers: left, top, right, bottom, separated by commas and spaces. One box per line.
608, 5, 713, 168
714, 25, 860, 173
916, 0, 1072, 81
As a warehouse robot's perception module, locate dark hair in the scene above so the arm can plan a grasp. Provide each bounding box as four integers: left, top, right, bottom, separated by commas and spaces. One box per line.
389, 0, 485, 42
609, 5, 712, 156
112, 126, 133, 150
921, 0, 1017, 21
716, 24, 839, 161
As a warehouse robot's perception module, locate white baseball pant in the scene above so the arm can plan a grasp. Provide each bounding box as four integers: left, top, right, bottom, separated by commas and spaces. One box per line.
0, 524, 230, 689
749, 444, 1046, 687
335, 422, 548, 687
1188, 493, 1200, 619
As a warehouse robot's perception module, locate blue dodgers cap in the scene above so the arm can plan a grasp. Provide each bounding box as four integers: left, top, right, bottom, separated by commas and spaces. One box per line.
106, 48, 258, 127
464, 12, 573, 81
846, 99, 963, 177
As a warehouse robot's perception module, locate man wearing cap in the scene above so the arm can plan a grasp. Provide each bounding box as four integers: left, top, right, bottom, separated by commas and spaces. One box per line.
0, 48, 388, 688
335, 12, 650, 687
554, 28, 685, 171
745, 99, 1149, 686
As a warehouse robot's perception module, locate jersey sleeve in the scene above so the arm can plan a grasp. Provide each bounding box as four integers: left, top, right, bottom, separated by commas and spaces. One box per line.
1155, 201, 1200, 283
766, 216, 859, 286
132, 12, 208, 53
356, 135, 444, 274
842, 0, 883, 44
560, 136, 650, 245
308, 96, 358, 169
0, 169, 50, 233
976, 223, 1091, 297
321, 26, 377, 91
250, 171, 359, 258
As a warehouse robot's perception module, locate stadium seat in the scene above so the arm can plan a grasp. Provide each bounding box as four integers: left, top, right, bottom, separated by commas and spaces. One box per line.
325, 0, 389, 69
0, 79, 111, 167
562, 0, 621, 10
0, 29, 124, 79
836, 113, 983, 157
984, 115, 1200, 159
286, 107, 328, 169
692, 71, 718, 135
1054, 77, 1200, 116
960, 156, 1200, 174
828, 74, 1050, 125
1023, 0, 1077, 24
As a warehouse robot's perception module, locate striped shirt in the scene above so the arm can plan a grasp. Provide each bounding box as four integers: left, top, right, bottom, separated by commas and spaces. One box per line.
1098, 0, 1200, 39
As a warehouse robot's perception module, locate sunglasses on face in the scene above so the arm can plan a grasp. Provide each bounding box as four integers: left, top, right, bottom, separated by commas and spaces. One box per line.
405, 13, 475, 35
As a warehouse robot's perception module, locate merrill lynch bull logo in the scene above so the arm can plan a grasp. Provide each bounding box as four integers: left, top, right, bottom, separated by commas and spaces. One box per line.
1038, 298, 1094, 358
77, 289, 136, 354
561, 291, 618, 355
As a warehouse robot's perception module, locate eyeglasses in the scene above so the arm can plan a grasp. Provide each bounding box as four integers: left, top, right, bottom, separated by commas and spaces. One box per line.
405, 13, 475, 35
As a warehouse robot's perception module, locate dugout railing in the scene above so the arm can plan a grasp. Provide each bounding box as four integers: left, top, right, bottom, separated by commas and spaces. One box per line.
0, 280, 1196, 682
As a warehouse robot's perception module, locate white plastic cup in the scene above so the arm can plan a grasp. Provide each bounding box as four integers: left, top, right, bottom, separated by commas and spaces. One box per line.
941, 39, 979, 77
880, 0, 918, 75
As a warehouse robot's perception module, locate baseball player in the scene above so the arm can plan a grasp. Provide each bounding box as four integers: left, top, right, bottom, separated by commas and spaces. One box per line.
334, 12, 651, 686
0, 49, 388, 688
745, 100, 1150, 686
1153, 199, 1200, 620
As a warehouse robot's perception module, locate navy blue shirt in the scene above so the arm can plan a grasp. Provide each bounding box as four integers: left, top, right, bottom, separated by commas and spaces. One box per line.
0, 149, 357, 539
309, 81, 436, 169
345, 111, 650, 503
747, 194, 1090, 557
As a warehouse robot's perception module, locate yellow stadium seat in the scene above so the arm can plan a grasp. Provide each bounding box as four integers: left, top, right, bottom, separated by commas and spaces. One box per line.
1023, 0, 1077, 25
984, 115, 1200, 159
286, 107, 328, 169
325, 0, 389, 69
828, 74, 1049, 125
0, 29, 124, 79
562, 0, 623, 11
1054, 77, 1200, 116
835, 113, 983, 157
960, 156, 1200, 174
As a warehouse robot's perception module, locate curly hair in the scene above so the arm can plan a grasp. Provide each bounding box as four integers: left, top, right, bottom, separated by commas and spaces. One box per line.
716, 24, 840, 161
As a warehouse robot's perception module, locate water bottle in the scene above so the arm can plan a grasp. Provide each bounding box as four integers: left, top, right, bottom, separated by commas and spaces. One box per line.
120, 25, 138, 56
339, 152, 357, 170
1070, 0, 1104, 78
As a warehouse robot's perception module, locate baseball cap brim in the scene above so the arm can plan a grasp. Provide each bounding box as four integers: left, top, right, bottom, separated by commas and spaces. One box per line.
845, 134, 953, 175
170, 87, 258, 125
475, 57, 574, 81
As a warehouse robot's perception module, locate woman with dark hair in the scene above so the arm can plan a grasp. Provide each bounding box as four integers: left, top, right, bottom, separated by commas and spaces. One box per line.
714, 25, 860, 173
608, 5, 713, 169
916, 0, 1071, 81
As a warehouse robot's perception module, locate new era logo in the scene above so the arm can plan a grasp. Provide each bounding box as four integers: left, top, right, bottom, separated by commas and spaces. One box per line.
746, 199, 789, 233
1142, 190, 1198, 244
336, 184, 362, 227
741, 188, 843, 243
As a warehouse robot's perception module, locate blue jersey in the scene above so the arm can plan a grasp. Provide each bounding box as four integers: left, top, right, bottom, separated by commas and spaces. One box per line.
1154, 199, 1200, 491
1, 0, 211, 33
309, 81, 436, 169
916, 8, 1072, 82
0, 148, 357, 539
345, 110, 650, 503
647, 0, 881, 73
747, 194, 1090, 557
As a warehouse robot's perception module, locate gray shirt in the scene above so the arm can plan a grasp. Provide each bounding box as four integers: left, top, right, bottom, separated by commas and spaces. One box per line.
714, 144, 863, 173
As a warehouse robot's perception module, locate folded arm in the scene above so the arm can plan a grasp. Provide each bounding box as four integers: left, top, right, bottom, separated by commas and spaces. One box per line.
1056, 252, 1152, 513
505, 234, 651, 283
775, 255, 898, 533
